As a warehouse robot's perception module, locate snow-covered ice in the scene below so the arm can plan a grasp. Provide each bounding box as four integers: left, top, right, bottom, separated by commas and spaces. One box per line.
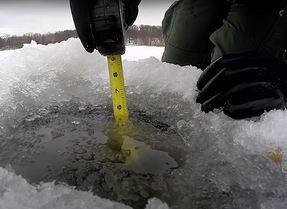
1, 39, 287, 209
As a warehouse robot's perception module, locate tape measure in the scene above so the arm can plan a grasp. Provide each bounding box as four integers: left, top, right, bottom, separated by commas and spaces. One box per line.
107, 55, 129, 123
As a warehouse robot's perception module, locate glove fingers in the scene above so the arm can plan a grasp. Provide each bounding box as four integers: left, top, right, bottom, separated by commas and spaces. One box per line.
70, 0, 95, 53
196, 52, 287, 119
197, 53, 263, 91
197, 53, 287, 96
196, 64, 283, 105
201, 82, 273, 112
224, 90, 285, 119
123, 0, 141, 26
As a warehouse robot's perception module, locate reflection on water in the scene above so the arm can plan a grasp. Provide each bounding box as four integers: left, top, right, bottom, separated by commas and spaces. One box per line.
105, 124, 178, 175
0, 103, 186, 208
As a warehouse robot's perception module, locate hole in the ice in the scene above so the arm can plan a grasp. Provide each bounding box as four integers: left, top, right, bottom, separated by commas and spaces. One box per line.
0, 103, 187, 209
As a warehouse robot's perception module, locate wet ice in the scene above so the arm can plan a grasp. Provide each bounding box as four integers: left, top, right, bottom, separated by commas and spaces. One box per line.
1, 39, 287, 208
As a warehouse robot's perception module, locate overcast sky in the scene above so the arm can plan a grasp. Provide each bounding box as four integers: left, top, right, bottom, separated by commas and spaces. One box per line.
0, 0, 174, 36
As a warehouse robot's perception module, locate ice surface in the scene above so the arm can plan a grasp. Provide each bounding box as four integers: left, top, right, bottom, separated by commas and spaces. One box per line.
1, 38, 287, 209
0, 166, 132, 209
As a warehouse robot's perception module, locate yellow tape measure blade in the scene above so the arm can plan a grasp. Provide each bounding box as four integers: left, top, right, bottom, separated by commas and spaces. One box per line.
107, 55, 129, 123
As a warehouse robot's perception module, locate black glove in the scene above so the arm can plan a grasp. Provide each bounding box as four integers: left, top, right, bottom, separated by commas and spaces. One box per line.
70, 0, 141, 53
196, 53, 287, 119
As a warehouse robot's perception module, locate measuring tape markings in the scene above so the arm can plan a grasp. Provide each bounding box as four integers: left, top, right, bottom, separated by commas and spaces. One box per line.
107, 55, 140, 164
107, 55, 129, 123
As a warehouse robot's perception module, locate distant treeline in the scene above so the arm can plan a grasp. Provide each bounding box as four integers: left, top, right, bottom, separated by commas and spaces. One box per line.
0, 30, 78, 50
126, 25, 164, 46
0, 25, 164, 51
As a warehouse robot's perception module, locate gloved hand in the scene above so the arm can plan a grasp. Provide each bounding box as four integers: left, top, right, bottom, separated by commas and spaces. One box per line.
70, 0, 141, 53
196, 53, 287, 119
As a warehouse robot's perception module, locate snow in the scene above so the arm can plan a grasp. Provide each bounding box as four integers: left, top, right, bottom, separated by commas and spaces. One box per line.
123, 46, 164, 61
0, 38, 287, 209
0, 49, 17, 60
